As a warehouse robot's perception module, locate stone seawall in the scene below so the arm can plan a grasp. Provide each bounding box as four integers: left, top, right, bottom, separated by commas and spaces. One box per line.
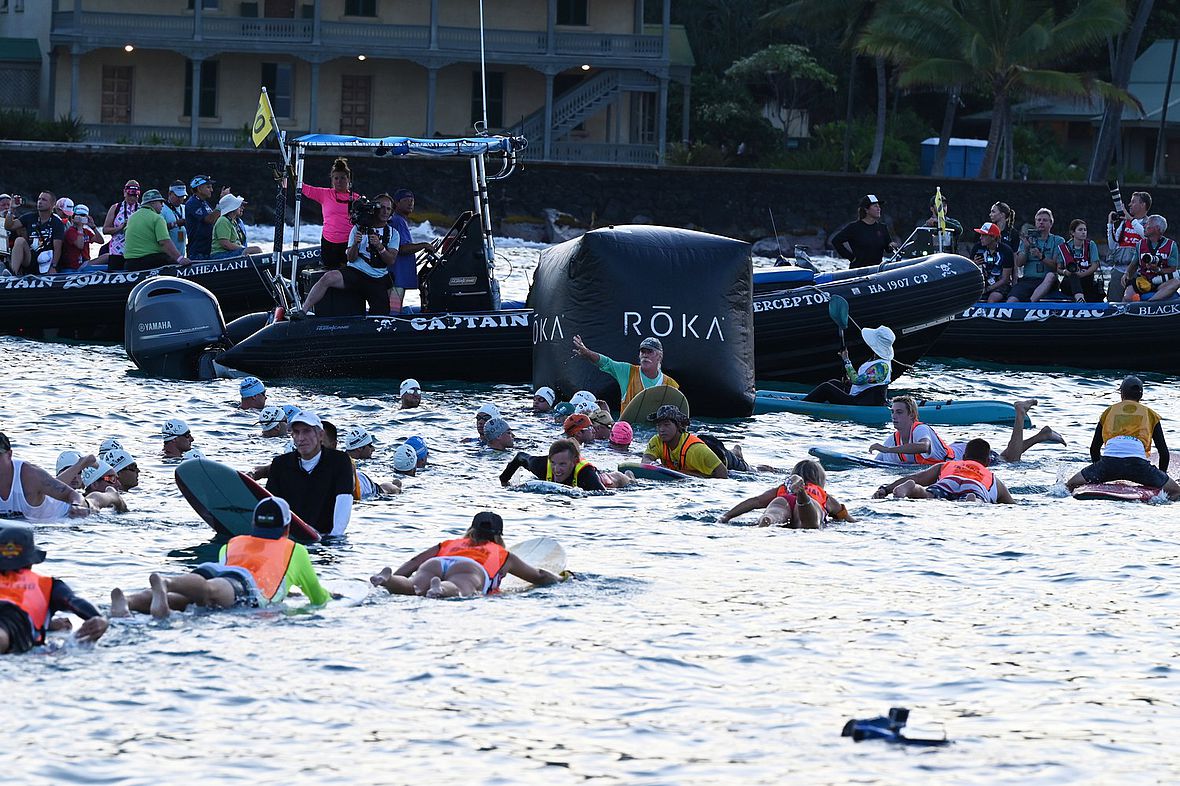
2, 142, 1175, 251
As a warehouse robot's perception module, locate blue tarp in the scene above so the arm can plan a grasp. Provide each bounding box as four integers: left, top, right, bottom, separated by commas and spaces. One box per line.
291, 134, 525, 157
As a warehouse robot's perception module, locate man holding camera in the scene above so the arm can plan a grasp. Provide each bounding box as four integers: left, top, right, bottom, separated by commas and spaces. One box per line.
4, 191, 65, 276
1121, 214, 1179, 302
1106, 190, 1150, 302
970, 222, 1014, 302
295, 192, 398, 317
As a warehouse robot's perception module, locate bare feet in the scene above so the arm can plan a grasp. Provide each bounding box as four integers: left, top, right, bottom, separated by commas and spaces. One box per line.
425, 576, 445, 598
756, 515, 774, 528
148, 573, 171, 619
109, 588, 130, 618
1013, 398, 1038, 412
369, 567, 393, 587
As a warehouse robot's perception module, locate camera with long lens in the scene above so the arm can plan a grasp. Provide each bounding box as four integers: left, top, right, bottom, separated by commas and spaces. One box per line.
348, 196, 381, 230
1108, 180, 1125, 217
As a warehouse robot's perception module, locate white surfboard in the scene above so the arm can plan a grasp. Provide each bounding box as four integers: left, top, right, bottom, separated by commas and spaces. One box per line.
500, 536, 568, 592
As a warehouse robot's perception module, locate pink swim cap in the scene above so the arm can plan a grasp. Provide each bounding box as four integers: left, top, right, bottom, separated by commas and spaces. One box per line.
609, 420, 633, 446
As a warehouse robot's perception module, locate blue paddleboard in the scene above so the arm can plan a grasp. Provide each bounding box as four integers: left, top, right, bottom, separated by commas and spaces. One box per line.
754, 391, 1026, 426
808, 446, 913, 472
618, 461, 691, 481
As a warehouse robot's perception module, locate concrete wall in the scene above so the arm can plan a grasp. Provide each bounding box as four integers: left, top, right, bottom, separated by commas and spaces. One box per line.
5, 143, 1173, 251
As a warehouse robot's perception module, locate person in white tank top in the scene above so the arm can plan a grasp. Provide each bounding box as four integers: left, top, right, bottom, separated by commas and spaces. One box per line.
0, 432, 89, 521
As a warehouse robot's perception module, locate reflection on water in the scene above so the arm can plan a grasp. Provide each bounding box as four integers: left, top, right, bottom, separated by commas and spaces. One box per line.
2, 237, 1179, 784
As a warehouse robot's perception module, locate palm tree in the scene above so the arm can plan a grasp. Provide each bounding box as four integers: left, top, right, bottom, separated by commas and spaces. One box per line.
858, 0, 1136, 179
1087, 0, 1155, 182
763, 0, 886, 174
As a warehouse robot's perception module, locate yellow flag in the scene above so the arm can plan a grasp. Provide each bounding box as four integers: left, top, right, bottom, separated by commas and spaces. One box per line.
252, 90, 275, 147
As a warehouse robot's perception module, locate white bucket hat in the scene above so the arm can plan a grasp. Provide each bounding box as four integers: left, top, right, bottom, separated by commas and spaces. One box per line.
861, 325, 896, 361
216, 193, 245, 214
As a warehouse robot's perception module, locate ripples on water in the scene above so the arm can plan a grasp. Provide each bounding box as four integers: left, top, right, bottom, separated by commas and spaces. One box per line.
2, 239, 1179, 784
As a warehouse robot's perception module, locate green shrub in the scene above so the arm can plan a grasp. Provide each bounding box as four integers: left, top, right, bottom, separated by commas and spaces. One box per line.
0, 110, 86, 142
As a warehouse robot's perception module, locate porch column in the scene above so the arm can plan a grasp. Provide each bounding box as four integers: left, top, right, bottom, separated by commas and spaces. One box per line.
313, 0, 321, 45
661, 0, 670, 59
543, 71, 554, 161
309, 61, 320, 134
429, 0, 439, 50
194, 0, 203, 41
69, 45, 80, 119
190, 56, 203, 146
634, 0, 644, 34
546, 0, 555, 55
680, 80, 690, 142
426, 66, 438, 136
657, 76, 668, 164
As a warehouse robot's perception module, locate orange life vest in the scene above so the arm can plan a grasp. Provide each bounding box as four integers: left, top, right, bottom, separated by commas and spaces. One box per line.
437, 537, 509, 589
803, 483, 829, 510
351, 459, 362, 500
622, 366, 680, 411
893, 421, 955, 464
662, 433, 704, 472
0, 568, 53, 645
938, 460, 995, 490
225, 535, 296, 601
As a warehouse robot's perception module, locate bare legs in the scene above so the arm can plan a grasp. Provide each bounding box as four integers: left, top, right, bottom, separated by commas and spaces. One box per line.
756, 494, 823, 529
370, 558, 486, 598
999, 399, 1065, 463
301, 269, 345, 313
109, 572, 237, 619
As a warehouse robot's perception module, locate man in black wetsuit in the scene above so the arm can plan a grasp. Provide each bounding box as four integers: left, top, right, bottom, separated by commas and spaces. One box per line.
499, 438, 634, 490
0, 524, 108, 654
264, 411, 355, 537
830, 194, 898, 269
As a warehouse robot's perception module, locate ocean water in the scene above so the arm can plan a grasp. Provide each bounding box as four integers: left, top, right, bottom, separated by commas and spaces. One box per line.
2, 231, 1179, 784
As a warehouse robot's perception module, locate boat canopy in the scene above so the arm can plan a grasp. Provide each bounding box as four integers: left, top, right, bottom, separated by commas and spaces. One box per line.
290, 134, 525, 158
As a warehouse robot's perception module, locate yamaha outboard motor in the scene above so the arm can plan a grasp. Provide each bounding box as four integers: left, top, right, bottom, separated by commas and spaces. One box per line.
125, 276, 228, 380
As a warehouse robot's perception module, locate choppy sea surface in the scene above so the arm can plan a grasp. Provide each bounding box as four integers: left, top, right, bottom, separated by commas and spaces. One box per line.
2, 228, 1179, 785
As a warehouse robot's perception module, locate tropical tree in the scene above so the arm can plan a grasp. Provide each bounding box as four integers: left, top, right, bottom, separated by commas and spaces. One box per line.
725, 45, 838, 147
1087, 0, 1154, 182
858, 0, 1138, 179
762, 0, 886, 174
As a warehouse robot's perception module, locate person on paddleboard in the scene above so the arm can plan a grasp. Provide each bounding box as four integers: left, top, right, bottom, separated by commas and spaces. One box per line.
873, 439, 1016, 503
369, 511, 563, 598
1066, 376, 1180, 500
572, 335, 680, 412
801, 325, 894, 407
499, 437, 634, 491
720, 459, 853, 527
0, 524, 108, 655
110, 497, 332, 618
642, 405, 728, 479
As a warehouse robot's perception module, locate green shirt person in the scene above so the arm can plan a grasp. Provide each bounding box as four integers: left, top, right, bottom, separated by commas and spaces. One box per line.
572, 335, 680, 411
121, 189, 190, 271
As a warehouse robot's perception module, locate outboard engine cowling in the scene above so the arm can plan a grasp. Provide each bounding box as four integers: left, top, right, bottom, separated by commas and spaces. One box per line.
125, 276, 227, 380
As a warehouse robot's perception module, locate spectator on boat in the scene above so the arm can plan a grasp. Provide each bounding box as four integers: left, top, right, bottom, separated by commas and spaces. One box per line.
265, 411, 355, 537
873, 439, 1016, 504
0, 193, 15, 263
483, 418, 516, 451
1056, 219, 1103, 303
572, 335, 680, 412
802, 325, 894, 406
53, 197, 74, 224
103, 179, 141, 270
239, 376, 267, 410
302, 157, 360, 271
720, 459, 853, 526
161, 181, 188, 258
970, 222, 1015, 302
0, 432, 93, 521
5, 190, 65, 275
209, 194, 262, 259
532, 386, 556, 414
388, 188, 435, 312
162, 419, 195, 458
830, 194, 898, 268
642, 405, 728, 479
988, 201, 1021, 250
61, 204, 105, 273
294, 193, 396, 317
1008, 207, 1063, 302
399, 378, 422, 409
1066, 376, 1180, 500
184, 175, 231, 260
1106, 190, 1150, 302
123, 190, 191, 272
921, 194, 964, 252
1122, 214, 1179, 302
500, 437, 633, 490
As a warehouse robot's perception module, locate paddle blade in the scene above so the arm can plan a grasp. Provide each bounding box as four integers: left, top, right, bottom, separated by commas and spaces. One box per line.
828, 295, 850, 330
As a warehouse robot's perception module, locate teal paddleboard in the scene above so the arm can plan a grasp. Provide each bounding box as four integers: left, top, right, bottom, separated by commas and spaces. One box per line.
755, 391, 1027, 426
617, 461, 691, 481
175, 457, 321, 543
808, 446, 914, 472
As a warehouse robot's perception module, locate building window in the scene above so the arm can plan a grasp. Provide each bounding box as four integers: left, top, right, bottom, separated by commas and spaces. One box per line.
101, 65, 133, 125
261, 62, 293, 118
471, 72, 504, 129
556, 0, 587, 26
183, 59, 219, 118
345, 0, 376, 16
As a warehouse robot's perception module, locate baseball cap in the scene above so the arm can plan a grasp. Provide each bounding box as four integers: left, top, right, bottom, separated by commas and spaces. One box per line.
162, 419, 190, 440
399, 378, 421, 396
859, 194, 881, 209
483, 418, 511, 442
534, 386, 555, 406
252, 497, 291, 539
639, 337, 663, 352
974, 222, 1001, 237
73, 204, 90, 218
392, 188, 414, 202
609, 420, 633, 446
55, 197, 75, 217
258, 406, 286, 429
190, 174, 212, 189
290, 411, 323, 430
240, 376, 266, 398
393, 443, 417, 472
405, 435, 428, 466
1120, 375, 1144, 394
0, 525, 46, 571
647, 404, 688, 425
104, 448, 136, 473
343, 426, 375, 451
563, 413, 592, 436
56, 450, 82, 475
476, 403, 501, 420
471, 510, 503, 538
141, 189, 165, 204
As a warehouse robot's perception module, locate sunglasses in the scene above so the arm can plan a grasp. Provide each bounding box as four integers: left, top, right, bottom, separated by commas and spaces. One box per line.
124, 464, 139, 473
125, 187, 141, 194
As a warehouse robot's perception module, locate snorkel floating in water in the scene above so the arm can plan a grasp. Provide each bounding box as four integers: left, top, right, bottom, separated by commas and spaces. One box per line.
841, 707, 949, 746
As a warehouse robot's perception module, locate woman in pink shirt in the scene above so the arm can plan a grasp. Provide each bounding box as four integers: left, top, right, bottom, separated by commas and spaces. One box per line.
301, 157, 359, 269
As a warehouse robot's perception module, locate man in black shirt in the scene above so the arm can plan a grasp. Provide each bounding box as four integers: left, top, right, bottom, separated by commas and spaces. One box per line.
265, 411, 355, 536
830, 194, 898, 269
969, 222, 1015, 302
4, 191, 65, 275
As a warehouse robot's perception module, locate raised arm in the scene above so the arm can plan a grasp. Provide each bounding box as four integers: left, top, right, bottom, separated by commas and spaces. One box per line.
572, 334, 601, 364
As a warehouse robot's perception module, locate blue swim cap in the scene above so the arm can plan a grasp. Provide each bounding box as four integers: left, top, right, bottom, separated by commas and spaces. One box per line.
281, 404, 301, 423
240, 376, 265, 398
405, 435, 428, 465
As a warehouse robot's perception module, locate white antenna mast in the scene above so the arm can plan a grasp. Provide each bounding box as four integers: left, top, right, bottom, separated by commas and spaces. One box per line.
477, 0, 489, 133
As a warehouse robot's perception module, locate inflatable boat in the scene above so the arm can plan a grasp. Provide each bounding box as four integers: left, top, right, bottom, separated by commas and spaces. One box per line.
929, 298, 1180, 372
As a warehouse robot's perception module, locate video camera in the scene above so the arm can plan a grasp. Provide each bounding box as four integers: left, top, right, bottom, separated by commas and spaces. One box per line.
348, 196, 381, 230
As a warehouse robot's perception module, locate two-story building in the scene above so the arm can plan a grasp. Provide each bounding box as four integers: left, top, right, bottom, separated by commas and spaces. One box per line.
0, 0, 693, 165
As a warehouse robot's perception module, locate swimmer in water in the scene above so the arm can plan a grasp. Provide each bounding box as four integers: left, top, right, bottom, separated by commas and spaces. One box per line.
161, 419, 195, 458
369, 511, 563, 598
500, 437, 634, 490
719, 460, 852, 527
874, 438, 1016, 503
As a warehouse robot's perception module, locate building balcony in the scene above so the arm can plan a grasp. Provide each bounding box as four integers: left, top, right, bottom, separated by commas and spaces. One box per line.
50, 11, 667, 68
